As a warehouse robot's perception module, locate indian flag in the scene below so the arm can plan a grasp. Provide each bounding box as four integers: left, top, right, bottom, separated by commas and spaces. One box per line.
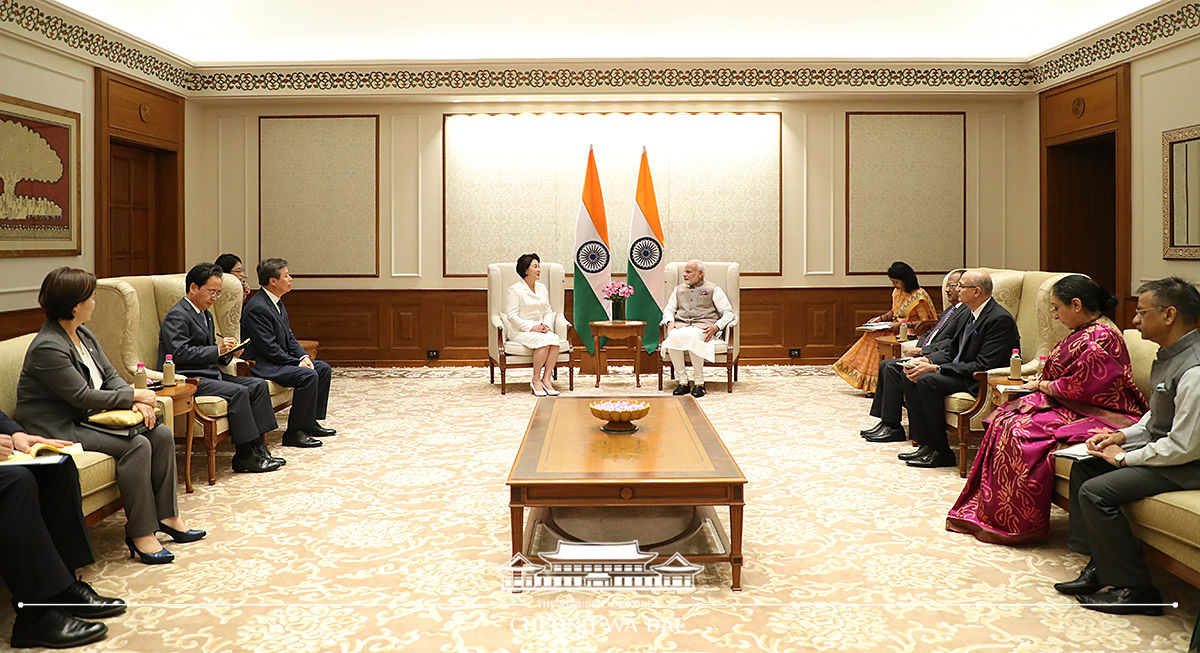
573, 146, 612, 354
626, 148, 665, 353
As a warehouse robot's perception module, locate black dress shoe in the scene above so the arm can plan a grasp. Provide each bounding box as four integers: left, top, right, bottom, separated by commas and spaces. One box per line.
307, 424, 336, 437
11, 607, 107, 649
1076, 586, 1165, 615
254, 443, 286, 466
232, 448, 284, 473
898, 445, 934, 461
672, 383, 692, 396
864, 425, 906, 443
157, 521, 206, 544
860, 421, 887, 437
1054, 561, 1103, 595
49, 580, 126, 619
282, 430, 322, 448
691, 385, 706, 398
906, 449, 957, 468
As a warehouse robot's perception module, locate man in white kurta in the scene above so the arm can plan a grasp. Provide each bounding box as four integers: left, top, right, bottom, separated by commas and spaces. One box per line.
661, 260, 734, 398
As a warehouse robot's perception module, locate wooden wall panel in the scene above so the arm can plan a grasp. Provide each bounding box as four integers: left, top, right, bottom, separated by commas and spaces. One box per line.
274, 286, 898, 366
0, 308, 44, 341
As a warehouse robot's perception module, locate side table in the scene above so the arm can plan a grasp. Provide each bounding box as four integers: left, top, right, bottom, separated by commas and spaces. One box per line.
588, 320, 647, 387
157, 379, 199, 493
297, 338, 320, 360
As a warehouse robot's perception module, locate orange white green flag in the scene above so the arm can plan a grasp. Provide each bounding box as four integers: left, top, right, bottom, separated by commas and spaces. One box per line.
573, 146, 612, 354
626, 148, 665, 353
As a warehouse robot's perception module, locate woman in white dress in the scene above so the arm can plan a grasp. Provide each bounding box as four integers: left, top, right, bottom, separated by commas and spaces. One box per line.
506, 253, 563, 397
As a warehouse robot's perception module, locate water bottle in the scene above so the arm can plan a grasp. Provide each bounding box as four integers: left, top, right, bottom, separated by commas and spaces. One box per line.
898, 320, 909, 341
134, 362, 148, 389
1009, 348, 1022, 381
162, 355, 176, 387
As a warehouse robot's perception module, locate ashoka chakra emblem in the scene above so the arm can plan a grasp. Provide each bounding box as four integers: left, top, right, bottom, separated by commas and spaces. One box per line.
576, 240, 610, 274
629, 237, 662, 271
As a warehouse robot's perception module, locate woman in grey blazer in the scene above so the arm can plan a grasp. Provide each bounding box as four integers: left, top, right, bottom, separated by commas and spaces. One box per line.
15, 268, 205, 564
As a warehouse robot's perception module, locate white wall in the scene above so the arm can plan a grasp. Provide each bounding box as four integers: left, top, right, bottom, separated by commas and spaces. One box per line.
0, 31, 94, 312
1131, 37, 1200, 292
186, 94, 1039, 291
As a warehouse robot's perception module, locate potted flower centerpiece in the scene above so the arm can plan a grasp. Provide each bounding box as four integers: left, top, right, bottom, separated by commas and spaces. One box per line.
602, 281, 634, 321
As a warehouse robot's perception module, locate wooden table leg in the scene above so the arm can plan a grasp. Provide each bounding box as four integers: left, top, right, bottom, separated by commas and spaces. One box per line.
594, 337, 602, 388
183, 402, 195, 494
634, 336, 642, 387
511, 505, 524, 556
730, 503, 743, 591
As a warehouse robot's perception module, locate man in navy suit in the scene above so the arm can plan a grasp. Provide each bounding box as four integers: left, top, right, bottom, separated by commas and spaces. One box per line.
158, 263, 286, 470
242, 258, 334, 447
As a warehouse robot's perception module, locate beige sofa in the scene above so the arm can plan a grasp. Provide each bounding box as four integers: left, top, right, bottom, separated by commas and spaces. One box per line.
0, 333, 123, 525
92, 273, 294, 486
1052, 329, 1200, 588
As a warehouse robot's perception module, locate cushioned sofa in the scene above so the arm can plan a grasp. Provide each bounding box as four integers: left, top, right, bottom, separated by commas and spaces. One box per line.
0, 333, 126, 526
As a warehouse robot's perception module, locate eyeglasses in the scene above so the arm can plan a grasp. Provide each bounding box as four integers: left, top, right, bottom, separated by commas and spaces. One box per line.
947, 283, 962, 288
1134, 306, 1163, 317
202, 288, 222, 298
957, 284, 981, 290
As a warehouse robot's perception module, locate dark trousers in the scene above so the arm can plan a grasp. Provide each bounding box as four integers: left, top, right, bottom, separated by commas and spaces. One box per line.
870, 359, 907, 425
0, 461, 93, 603
256, 360, 331, 431
1068, 456, 1200, 589
195, 374, 278, 444
900, 371, 969, 454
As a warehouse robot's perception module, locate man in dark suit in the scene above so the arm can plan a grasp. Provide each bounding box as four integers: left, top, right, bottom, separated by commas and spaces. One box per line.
158, 263, 287, 470
242, 258, 334, 446
1, 410, 125, 648
863, 268, 970, 443
896, 269, 1019, 468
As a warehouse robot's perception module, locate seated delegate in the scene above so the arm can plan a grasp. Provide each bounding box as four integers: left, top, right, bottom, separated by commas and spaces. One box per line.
946, 275, 1146, 544
214, 253, 252, 303
660, 259, 733, 398
16, 267, 205, 565
505, 253, 564, 397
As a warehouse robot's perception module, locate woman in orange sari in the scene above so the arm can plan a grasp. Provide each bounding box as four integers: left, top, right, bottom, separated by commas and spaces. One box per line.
834, 261, 935, 395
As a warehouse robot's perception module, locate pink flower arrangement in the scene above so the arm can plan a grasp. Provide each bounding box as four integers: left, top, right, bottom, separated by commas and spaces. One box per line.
590, 400, 650, 412
601, 281, 634, 300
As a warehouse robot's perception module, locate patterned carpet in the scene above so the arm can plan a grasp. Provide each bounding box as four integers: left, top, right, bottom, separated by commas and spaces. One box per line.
1, 365, 1196, 652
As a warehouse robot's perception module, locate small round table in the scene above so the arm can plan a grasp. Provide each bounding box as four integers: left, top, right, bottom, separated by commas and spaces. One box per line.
157, 379, 199, 493
588, 320, 647, 388
297, 339, 320, 360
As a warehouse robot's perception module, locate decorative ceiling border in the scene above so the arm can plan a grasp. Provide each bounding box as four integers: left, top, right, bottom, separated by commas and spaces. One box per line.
2, 0, 1198, 96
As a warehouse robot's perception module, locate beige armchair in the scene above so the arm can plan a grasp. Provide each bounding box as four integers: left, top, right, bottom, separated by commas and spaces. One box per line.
487, 262, 574, 394
92, 273, 294, 487
943, 268, 1073, 476
657, 261, 741, 392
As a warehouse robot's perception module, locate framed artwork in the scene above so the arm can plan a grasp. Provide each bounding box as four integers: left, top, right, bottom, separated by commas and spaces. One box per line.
0, 93, 81, 258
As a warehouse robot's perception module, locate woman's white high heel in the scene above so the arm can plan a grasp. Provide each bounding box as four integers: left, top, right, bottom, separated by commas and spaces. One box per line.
531, 382, 547, 397
543, 383, 560, 396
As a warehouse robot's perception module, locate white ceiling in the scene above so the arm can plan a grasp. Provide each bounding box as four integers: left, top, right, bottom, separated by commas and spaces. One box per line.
54, 0, 1165, 65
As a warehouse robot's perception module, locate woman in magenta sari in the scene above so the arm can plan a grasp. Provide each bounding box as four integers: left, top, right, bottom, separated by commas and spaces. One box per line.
946, 275, 1147, 544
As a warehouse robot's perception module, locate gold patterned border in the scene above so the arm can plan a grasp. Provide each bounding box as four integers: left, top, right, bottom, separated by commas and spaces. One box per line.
2, 0, 1199, 95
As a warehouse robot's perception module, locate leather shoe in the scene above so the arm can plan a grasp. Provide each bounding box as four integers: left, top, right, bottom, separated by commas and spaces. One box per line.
11, 607, 107, 649
157, 521, 206, 544
254, 443, 285, 466
49, 580, 126, 619
906, 449, 957, 468
1076, 586, 1165, 615
307, 424, 337, 437
282, 430, 322, 448
672, 383, 691, 396
860, 421, 887, 437
691, 385, 706, 398
898, 445, 934, 461
1054, 561, 1103, 595
864, 425, 906, 443
232, 448, 284, 473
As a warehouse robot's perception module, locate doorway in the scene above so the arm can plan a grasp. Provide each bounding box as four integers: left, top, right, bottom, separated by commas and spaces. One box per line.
107, 143, 156, 276
1043, 133, 1117, 294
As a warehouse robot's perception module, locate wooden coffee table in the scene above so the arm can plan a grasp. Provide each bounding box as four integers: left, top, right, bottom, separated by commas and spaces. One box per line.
507, 396, 748, 590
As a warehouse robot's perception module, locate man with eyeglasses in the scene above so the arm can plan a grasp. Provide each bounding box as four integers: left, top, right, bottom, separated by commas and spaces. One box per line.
895, 269, 1019, 468
158, 262, 284, 474
862, 268, 971, 443
1056, 276, 1200, 614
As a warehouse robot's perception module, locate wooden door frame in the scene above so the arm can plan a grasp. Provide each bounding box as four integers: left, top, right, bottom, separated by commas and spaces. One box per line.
1039, 64, 1131, 325
95, 69, 185, 278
